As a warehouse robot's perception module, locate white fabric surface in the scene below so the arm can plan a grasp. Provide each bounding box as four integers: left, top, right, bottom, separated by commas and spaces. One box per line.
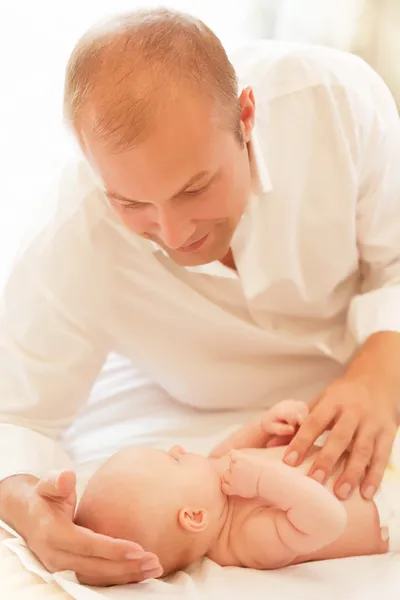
2, 536, 400, 600
1, 40, 400, 482
2, 361, 400, 599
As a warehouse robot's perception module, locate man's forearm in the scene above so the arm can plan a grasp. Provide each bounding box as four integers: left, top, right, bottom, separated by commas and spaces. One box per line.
257, 462, 347, 553
345, 331, 400, 409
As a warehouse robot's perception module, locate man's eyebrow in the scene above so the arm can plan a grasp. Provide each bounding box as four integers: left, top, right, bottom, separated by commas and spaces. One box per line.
105, 170, 211, 204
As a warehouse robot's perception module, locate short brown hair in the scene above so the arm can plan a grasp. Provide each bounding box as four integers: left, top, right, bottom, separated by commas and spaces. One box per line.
63, 8, 242, 151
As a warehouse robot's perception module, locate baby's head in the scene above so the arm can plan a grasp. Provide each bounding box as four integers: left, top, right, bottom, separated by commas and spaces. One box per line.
75, 445, 228, 576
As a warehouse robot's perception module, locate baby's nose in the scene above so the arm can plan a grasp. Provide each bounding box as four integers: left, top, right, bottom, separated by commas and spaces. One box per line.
170, 445, 186, 455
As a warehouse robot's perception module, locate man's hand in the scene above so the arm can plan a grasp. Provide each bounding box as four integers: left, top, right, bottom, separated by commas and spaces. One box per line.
0, 471, 162, 586
222, 451, 262, 498
210, 400, 307, 458
283, 374, 398, 501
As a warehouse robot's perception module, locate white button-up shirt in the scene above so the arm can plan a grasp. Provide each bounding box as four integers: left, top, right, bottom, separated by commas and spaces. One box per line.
1, 40, 400, 482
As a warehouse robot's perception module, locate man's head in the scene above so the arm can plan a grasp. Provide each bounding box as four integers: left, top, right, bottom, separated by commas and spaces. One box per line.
63, 8, 256, 266
75, 446, 227, 576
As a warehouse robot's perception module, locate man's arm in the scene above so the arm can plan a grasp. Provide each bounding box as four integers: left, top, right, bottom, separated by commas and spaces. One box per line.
283, 66, 400, 499
0, 157, 112, 498
344, 61, 400, 404
0, 161, 159, 585
347, 71, 400, 347
0, 201, 110, 487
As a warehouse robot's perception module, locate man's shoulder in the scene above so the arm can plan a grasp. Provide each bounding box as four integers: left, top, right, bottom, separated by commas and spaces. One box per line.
15, 151, 145, 271
228, 39, 380, 102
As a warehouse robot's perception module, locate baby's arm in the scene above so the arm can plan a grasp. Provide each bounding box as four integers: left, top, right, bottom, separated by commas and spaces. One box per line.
210, 400, 308, 457
223, 452, 347, 555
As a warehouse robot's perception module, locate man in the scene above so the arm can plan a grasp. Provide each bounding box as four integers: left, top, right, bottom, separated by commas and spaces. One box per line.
0, 7, 399, 588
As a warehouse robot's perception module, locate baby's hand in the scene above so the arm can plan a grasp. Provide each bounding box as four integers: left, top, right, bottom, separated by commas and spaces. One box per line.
261, 400, 308, 441
222, 451, 262, 498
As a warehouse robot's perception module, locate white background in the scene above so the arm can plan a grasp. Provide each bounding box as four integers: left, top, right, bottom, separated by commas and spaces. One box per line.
0, 0, 398, 288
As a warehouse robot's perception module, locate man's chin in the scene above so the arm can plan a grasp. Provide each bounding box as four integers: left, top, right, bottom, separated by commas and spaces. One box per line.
154, 229, 233, 267
167, 248, 222, 267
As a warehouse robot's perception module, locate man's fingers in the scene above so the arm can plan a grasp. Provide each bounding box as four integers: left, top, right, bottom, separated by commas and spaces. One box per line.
283, 403, 337, 466
331, 424, 376, 499
308, 412, 360, 485
360, 426, 397, 500
57, 524, 146, 560
36, 470, 75, 500
77, 566, 163, 586
56, 471, 77, 497
44, 549, 162, 584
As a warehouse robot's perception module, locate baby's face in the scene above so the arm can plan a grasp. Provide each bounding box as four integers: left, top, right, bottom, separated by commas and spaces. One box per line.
130, 445, 226, 513
153, 445, 223, 491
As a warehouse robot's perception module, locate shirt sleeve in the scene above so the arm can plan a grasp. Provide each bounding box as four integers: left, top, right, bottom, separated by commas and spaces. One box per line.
347, 70, 400, 345
0, 160, 111, 482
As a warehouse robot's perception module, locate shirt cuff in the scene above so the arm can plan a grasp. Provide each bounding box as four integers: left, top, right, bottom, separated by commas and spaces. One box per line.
0, 424, 75, 483
348, 286, 400, 346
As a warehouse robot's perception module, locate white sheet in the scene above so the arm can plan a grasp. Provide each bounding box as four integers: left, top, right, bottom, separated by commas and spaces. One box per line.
2, 353, 400, 599
3, 534, 400, 600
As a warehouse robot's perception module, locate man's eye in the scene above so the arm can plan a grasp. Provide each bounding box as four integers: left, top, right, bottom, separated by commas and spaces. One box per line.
184, 184, 208, 196
120, 202, 145, 210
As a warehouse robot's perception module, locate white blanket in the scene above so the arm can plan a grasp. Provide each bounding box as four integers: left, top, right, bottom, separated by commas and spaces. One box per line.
2, 354, 400, 599
3, 533, 400, 600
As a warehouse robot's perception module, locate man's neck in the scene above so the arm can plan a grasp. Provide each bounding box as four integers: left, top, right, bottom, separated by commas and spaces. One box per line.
220, 249, 236, 271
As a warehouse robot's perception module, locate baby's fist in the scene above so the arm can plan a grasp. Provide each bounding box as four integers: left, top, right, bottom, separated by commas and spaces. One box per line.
261, 400, 309, 437
221, 451, 261, 498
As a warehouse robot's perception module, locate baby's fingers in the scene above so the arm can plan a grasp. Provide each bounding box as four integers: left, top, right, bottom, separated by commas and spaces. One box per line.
221, 481, 234, 495
266, 434, 294, 448
269, 423, 295, 436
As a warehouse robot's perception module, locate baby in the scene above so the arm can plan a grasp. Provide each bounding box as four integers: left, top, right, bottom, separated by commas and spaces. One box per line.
75, 401, 400, 578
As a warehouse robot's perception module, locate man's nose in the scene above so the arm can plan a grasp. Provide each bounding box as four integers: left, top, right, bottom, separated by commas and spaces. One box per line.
157, 205, 194, 249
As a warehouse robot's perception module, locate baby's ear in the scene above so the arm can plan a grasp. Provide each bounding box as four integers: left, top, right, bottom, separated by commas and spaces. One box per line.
178, 507, 209, 533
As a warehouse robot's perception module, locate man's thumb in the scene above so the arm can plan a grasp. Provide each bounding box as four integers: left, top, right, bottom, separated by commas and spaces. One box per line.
36, 470, 76, 500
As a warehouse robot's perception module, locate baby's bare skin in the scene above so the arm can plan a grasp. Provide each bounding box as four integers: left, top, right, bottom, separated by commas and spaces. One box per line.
76, 401, 391, 577
208, 445, 388, 569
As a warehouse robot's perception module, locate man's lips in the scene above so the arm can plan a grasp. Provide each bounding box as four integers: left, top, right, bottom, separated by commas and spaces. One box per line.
177, 233, 209, 253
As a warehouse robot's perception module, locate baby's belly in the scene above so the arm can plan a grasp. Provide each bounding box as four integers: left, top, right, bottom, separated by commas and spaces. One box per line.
241, 446, 388, 562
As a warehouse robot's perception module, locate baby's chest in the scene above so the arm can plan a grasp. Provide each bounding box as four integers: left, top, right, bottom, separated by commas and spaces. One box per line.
209, 498, 269, 568
229, 499, 296, 570
228, 499, 272, 563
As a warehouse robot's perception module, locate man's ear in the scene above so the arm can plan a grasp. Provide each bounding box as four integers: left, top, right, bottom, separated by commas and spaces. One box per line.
238, 85, 255, 143
178, 507, 209, 532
